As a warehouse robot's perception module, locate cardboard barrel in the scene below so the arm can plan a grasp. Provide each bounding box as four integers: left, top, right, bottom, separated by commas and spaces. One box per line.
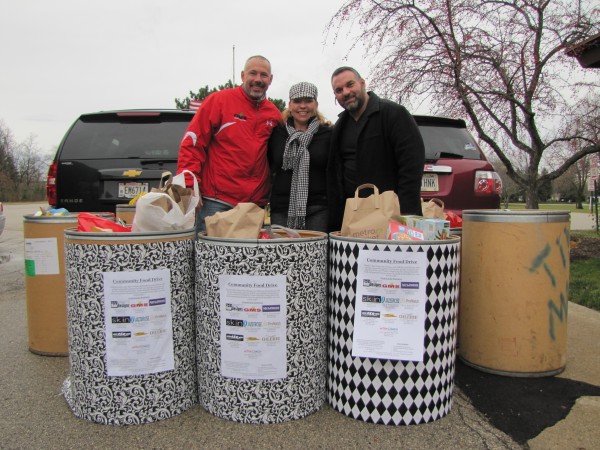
23, 213, 112, 356
116, 204, 136, 226
328, 234, 461, 425
459, 210, 570, 377
62, 228, 197, 425
195, 231, 328, 424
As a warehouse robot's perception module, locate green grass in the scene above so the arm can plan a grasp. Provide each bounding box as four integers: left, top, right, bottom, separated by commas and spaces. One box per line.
569, 258, 600, 311
569, 229, 600, 312
506, 202, 595, 212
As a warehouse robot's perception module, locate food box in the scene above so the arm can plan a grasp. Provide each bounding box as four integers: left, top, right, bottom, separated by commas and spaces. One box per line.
414, 218, 450, 240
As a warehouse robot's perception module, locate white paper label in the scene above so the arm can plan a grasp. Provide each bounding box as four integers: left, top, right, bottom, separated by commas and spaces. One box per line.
219, 274, 287, 380
352, 249, 427, 362
103, 269, 174, 377
24, 238, 60, 275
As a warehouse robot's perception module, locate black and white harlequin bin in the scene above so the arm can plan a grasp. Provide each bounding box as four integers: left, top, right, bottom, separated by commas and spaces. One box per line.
328, 234, 461, 425
62, 228, 197, 425
195, 231, 328, 424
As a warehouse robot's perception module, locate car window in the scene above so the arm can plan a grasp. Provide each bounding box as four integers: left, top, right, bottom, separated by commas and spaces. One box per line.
59, 117, 190, 159
419, 125, 483, 160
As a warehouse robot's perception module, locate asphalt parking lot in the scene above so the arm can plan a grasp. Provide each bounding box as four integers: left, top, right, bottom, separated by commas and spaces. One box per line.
0, 204, 598, 449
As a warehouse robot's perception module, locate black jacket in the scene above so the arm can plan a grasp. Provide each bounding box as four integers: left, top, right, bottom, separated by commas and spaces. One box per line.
268, 121, 333, 212
327, 92, 425, 231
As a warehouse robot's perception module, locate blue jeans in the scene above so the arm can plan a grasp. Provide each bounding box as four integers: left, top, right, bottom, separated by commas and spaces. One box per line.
196, 198, 233, 234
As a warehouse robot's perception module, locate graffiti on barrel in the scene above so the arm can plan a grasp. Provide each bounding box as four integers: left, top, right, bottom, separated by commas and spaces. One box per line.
528, 227, 569, 341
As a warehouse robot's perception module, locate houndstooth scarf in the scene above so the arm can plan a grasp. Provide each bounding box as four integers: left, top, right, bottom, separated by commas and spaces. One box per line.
282, 118, 320, 229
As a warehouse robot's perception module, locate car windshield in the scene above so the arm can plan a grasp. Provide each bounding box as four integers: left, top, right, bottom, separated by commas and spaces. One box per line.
59, 116, 190, 159
420, 125, 483, 160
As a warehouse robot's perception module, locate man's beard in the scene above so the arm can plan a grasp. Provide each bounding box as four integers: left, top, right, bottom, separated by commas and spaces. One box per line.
343, 92, 365, 113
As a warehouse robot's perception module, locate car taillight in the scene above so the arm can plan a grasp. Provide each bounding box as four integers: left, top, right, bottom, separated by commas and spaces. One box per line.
47, 161, 57, 206
474, 170, 502, 195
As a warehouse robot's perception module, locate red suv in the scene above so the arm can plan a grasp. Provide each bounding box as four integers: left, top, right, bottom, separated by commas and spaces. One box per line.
416, 115, 502, 217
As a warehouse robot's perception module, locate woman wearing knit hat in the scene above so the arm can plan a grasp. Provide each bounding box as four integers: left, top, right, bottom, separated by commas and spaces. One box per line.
267, 81, 333, 232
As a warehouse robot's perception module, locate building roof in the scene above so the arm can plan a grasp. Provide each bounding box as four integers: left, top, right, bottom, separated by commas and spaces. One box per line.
566, 32, 600, 69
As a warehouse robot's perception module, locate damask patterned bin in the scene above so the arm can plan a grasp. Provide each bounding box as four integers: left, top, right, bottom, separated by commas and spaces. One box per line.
328, 234, 461, 425
62, 228, 197, 425
195, 231, 328, 424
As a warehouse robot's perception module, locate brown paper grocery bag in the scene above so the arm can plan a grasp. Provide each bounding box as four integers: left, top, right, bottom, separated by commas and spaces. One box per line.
341, 184, 402, 239
422, 198, 445, 219
205, 203, 264, 238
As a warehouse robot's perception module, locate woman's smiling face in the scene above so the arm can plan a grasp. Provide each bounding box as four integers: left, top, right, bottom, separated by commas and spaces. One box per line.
289, 97, 318, 130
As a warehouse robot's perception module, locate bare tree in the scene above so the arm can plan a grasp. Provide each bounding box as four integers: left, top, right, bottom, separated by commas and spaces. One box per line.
0, 121, 19, 201
327, 0, 600, 208
553, 153, 592, 208
13, 135, 52, 201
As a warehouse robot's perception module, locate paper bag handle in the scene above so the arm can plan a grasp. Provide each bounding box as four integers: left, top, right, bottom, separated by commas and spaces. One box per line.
352, 183, 380, 211
158, 171, 173, 190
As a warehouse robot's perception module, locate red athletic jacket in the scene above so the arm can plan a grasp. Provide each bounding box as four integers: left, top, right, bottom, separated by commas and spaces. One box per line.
177, 86, 281, 206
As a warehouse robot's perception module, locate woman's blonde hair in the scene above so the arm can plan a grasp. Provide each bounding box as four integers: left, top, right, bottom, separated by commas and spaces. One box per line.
281, 108, 329, 126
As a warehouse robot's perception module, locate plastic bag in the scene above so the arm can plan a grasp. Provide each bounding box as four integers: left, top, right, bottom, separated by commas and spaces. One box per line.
77, 213, 130, 232
132, 170, 200, 232
445, 211, 463, 228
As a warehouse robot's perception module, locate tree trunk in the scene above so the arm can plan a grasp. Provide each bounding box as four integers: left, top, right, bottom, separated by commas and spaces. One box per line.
525, 189, 539, 209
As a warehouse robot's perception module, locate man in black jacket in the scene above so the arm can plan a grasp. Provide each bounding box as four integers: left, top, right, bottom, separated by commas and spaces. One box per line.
328, 66, 425, 231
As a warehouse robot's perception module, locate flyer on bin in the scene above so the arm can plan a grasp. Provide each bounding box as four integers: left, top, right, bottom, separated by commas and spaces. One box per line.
102, 269, 174, 377
352, 249, 427, 362
24, 237, 60, 276
219, 274, 287, 380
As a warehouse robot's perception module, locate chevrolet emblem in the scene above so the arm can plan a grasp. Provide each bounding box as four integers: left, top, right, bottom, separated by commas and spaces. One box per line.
122, 169, 142, 177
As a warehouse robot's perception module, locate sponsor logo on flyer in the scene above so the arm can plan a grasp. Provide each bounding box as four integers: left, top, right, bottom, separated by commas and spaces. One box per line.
226, 303, 244, 312
398, 313, 418, 320
362, 279, 400, 289
111, 301, 149, 308
225, 318, 244, 327
225, 303, 269, 313
361, 311, 380, 318
112, 331, 131, 338
111, 315, 150, 324
226, 333, 244, 341
401, 281, 419, 289
262, 305, 280, 312
246, 336, 259, 341
261, 335, 280, 342
148, 329, 167, 335
149, 298, 166, 306
361, 295, 402, 305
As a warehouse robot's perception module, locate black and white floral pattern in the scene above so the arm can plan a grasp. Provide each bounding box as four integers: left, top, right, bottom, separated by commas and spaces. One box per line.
328, 235, 461, 425
195, 236, 328, 424
62, 233, 197, 425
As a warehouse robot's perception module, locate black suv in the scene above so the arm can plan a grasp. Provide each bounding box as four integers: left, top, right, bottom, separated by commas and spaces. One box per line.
47, 110, 500, 216
47, 110, 195, 212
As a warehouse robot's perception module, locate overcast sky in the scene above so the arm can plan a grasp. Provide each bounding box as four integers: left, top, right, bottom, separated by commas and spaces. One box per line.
0, 0, 381, 154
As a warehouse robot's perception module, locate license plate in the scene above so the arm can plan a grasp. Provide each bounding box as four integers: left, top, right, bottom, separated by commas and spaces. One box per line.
421, 174, 439, 192
118, 182, 148, 198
